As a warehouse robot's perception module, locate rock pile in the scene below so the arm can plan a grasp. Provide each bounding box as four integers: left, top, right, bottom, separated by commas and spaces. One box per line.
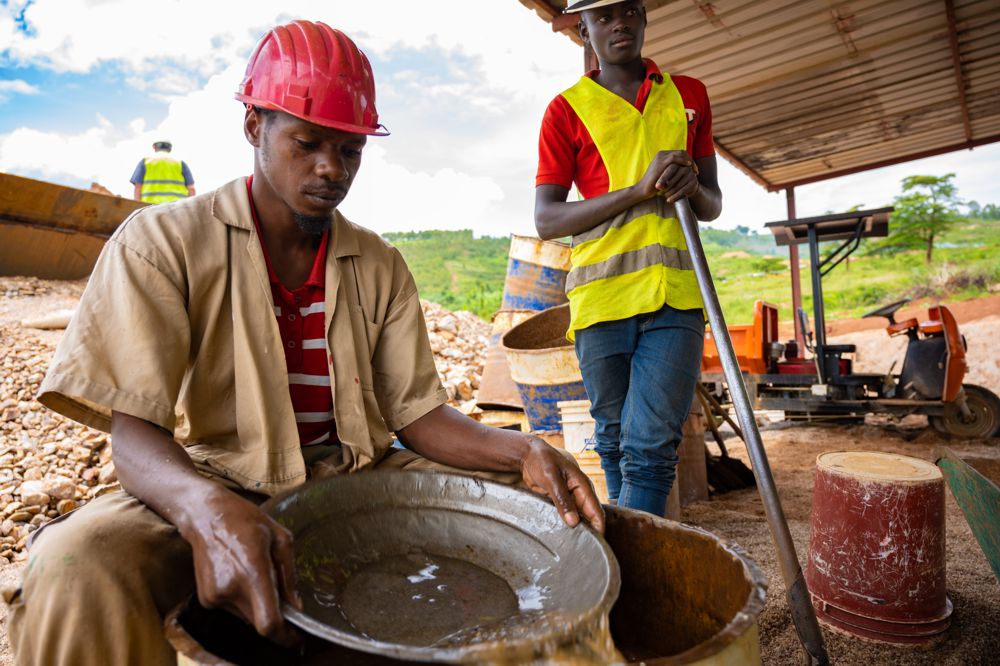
0, 278, 491, 563
0, 322, 116, 564
421, 300, 490, 412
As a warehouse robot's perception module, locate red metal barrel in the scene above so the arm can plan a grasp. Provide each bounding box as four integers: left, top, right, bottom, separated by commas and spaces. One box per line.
805, 451, 951, 645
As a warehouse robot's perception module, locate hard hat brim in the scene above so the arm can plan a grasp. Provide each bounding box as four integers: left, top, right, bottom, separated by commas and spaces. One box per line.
235, 95, 390, 137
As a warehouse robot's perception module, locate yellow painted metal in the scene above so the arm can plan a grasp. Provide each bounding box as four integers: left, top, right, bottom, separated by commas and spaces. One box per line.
503, 304, 583, 386
0, 172, 146, 279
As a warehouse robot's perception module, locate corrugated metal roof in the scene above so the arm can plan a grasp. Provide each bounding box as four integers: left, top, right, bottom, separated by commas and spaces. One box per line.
518, 0, 1000, 191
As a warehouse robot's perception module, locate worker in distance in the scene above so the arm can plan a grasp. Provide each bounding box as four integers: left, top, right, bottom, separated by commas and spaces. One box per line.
534, 0, 722, 517
5, 20, 604, 665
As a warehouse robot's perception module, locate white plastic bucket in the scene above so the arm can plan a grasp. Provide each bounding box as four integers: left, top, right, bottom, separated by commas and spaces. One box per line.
557, 399, 595, 454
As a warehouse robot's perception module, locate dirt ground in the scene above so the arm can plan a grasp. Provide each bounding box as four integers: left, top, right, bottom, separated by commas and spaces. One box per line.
687, 422, 999, 665
0, 282, 997, 665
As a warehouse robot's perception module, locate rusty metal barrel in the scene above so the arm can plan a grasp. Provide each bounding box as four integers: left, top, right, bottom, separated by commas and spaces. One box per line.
475, 309, 534, 411
169, 504, 767, 665
500, 235, 570, 312
502, 304, 587, 432
805, 451, 952, 645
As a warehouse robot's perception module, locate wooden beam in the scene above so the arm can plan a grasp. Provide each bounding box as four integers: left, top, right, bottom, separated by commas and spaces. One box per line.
770, 133, 1000, 191
944, 0, 973, 143
713, 138, 772, 190
552, 13, 579, 32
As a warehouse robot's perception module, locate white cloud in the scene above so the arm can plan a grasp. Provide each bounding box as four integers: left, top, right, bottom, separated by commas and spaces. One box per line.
2, 0, 999, 240
0, 78, 40, 103
0, 79, 39, 94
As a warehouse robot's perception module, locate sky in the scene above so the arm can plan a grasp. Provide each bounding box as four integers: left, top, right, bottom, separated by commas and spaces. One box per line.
1, 0, 998, 239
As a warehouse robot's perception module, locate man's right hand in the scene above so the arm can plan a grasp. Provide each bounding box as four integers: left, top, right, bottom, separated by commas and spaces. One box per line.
110, 411, 302, 647
634, 150, 700, 203
180, 486, 303, 647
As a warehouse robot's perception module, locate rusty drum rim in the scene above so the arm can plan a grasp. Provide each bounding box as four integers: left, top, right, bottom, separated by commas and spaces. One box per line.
605, 507, 768, 665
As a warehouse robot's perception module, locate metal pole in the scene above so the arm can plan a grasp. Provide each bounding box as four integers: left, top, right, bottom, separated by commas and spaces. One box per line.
676, 198, 829, 665
786, 188, 806, 354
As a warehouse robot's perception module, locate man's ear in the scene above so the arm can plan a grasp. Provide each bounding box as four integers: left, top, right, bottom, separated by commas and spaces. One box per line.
578, 18, 589, 44
244, 106, 262, 148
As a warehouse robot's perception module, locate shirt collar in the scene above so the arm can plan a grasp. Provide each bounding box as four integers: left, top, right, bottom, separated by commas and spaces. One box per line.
585, 58, 664, 84
245, 175, 329, 289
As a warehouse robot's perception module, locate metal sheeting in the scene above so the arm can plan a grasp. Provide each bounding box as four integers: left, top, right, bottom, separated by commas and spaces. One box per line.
517, 0, 1000, 191
0, 172, 146, 279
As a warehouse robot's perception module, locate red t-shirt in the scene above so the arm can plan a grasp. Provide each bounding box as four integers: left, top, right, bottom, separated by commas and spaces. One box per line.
246, 177, 338, 447
536, 59, 714, 200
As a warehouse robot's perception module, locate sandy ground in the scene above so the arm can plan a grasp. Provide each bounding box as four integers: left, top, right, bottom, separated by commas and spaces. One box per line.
0, 281, 997, 664
687, 422, 999, 665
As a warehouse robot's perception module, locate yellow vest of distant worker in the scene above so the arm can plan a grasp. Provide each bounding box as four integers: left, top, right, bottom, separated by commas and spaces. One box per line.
140, 155, 188, 204
561, 74, 703, 339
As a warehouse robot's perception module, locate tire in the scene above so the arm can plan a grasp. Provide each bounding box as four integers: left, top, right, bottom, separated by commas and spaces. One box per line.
932, 384, 1000, 440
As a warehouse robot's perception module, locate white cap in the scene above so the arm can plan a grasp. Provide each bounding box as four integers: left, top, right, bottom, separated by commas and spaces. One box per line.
564, 0, 631, 14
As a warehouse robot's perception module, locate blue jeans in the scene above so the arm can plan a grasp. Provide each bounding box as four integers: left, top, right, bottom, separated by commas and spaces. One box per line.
574, 304, 705, 517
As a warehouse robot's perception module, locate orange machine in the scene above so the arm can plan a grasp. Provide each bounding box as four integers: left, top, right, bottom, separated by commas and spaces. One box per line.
702, 300, 778, 375
700, 298, 998, 439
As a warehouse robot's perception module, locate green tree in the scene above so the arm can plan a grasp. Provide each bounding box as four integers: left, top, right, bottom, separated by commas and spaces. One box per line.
871, 174, 962, 263
981, 203, 1000, 220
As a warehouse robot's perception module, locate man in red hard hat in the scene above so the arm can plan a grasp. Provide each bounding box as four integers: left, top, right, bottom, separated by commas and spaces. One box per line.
5, 20, 603, 665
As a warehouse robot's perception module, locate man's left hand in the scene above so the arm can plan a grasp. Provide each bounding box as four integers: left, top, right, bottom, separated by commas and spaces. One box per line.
520, 436, 605, 534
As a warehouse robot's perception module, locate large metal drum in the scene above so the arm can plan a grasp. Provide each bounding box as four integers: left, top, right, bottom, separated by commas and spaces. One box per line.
502, 304, 587, 432
475, 309, 534, 410
500, 235, 570, 312
805, 451, 951, 645
169, 505, 767, 665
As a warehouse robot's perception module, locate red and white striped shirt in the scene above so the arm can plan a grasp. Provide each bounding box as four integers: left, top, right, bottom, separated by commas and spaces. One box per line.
247, 177, 337, 447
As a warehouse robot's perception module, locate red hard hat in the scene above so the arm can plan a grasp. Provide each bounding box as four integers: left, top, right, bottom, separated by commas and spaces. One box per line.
235, 20, 388, 136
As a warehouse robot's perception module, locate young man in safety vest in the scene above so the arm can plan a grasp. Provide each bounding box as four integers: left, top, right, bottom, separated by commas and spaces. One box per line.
534, 0, 722, 517
130, 140, 196, 203
6, 21, 602, 665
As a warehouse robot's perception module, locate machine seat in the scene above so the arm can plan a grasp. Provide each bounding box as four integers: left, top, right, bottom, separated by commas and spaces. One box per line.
919, 320, 944, 334
887, 318, 918, 336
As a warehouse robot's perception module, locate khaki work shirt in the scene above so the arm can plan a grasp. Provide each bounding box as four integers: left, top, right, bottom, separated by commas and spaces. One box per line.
38, 178, 447, 495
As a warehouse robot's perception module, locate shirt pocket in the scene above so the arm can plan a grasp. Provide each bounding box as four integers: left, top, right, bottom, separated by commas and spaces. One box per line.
349, 304, 382, 389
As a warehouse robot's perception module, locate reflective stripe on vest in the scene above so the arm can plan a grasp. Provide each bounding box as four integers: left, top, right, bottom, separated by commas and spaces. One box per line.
140, 156, 188, 204
561, 74, 703, 339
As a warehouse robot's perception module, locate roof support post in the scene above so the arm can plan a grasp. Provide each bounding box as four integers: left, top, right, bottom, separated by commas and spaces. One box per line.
786, 187, 805, 353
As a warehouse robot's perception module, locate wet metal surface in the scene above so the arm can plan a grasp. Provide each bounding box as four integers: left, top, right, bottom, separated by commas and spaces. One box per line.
167, 502, 768, 665
260, 472, 619, 663
318, 552, 519, 646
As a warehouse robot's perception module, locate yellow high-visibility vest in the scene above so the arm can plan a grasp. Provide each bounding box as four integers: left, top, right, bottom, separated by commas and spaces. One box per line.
561, 74, 703, 339
140, 155, 188, 204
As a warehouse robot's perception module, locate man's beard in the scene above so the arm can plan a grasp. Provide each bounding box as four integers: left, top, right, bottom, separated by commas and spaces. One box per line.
294, 212, 331, 236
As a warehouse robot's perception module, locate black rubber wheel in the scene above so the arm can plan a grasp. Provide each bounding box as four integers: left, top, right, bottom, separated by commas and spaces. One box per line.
931, 384, 1000, 440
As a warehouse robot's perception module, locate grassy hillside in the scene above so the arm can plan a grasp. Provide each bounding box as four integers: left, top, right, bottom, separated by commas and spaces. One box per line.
383, 230, 509, 319
386, 219, 1000, 325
